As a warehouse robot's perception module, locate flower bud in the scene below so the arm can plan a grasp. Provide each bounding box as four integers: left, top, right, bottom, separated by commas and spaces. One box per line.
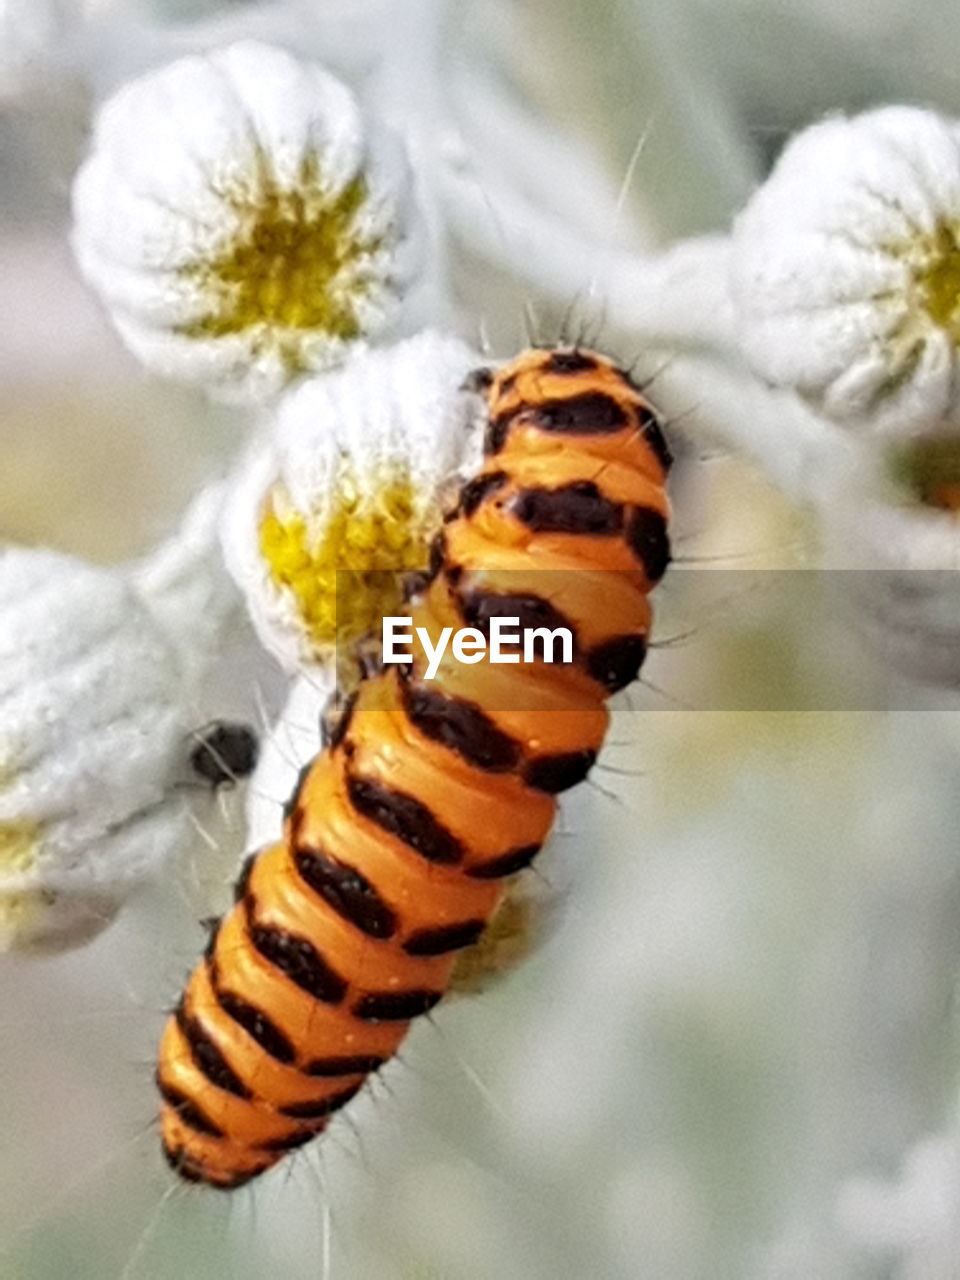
72, 40, 422, 402
222, 330, 484, 670
0, 547, 194, 951
732, 106, 960, 436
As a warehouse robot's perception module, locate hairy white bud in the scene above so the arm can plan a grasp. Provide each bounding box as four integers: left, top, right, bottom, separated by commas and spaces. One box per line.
0, 548, 196, 951
222, 330, 484, 670
71, 40, 422, 402
732, 106, 960, 436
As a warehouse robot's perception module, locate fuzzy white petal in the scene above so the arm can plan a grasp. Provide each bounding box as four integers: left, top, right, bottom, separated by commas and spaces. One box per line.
215, 42, 363, 196
90, 57, 250, 214
71, 157, 235, 276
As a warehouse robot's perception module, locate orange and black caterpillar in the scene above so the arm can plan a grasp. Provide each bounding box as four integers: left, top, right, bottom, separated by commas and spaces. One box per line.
157, 346, 672, 1188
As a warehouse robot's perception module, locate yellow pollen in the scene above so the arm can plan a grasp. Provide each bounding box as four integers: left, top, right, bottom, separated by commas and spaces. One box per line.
917, 222, 960, 336
0, 818, 43, 878
892, 219, 960, 343
179, 163, 385, 365
259, 466, 434, 663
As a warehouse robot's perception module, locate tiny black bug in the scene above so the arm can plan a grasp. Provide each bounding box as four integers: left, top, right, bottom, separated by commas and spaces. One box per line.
189, 722, 260, 789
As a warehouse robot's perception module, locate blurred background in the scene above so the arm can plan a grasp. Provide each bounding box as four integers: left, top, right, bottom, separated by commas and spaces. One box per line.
4, 1, 960, 1277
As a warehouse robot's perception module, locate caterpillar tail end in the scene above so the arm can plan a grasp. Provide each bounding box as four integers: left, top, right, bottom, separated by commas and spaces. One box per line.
160, 1107, 272, 1190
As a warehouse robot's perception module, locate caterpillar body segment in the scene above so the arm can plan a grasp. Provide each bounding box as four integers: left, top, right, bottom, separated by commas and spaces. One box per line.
157, 346, 672, 1188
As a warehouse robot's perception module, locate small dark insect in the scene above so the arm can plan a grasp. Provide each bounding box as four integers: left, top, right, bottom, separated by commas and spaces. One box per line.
461, 366, 494, 393
189, 722, 260, 789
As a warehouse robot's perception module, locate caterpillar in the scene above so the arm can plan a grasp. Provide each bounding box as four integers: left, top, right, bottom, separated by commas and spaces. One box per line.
156, 345, 672, 1188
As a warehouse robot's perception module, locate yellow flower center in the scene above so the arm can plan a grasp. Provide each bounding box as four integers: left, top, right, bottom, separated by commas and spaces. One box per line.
259, 464, 433, 668
0, 818, 42, 878
891, 218, 960, 345
180, 164, 385, 369
915, 222, 960, 336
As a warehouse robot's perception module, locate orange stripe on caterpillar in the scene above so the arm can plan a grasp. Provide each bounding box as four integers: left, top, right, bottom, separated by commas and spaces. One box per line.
156, 346, 671, 1188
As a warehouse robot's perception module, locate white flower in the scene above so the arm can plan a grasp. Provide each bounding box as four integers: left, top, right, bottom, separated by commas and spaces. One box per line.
222, 330, 485, 670
0, 547, 195, 951
71, 40, 422, 402
731, 106, 960, 436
